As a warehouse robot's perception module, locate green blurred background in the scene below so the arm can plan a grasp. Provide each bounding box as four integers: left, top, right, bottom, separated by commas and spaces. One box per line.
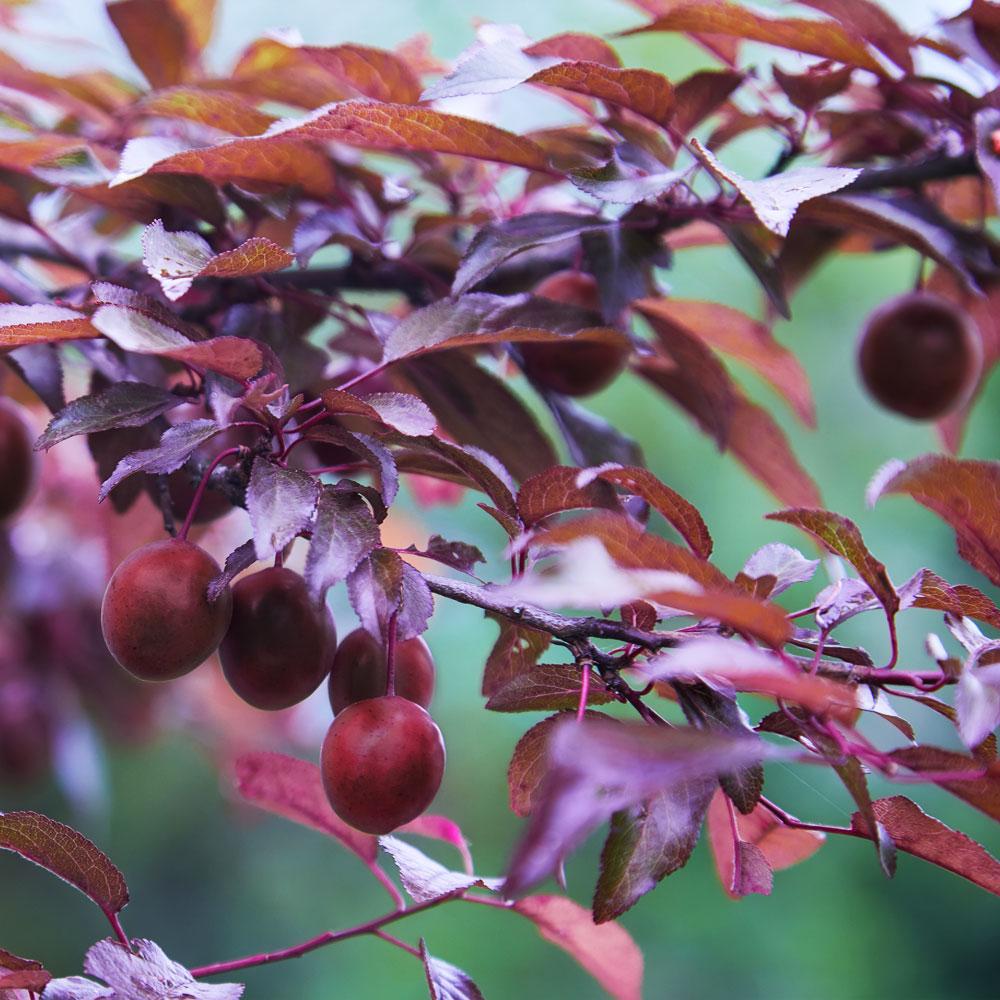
1, 2, 998, 998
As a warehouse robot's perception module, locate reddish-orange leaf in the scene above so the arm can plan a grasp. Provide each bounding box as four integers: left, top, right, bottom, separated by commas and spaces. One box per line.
767, 508, 898, 618
280, 101, 553, 172
851, 795, 1000, 896
870, 455, 1000, 588
517, 465, 621, 526
228, 37, 352, 108
106, 0, 192, 89
800, 0, 913, 72
671, 68, 745, 136
142, 219, 292, 300
635, 298, 814, 425
513, 895, 643, 1000
125, 134, 337, 197
903, 568, 1000, 630
728, 396, 822, 508
301, 44, 423, 104
529, 62, 674, 126
0, 304, 98, 349
890, 746, 1000, 822
482, 618, 551, 697
0, 135, 88, 174
621, 1, 884, 73
235, 751, 377, 862
530, 511, 730, 590
707, 790, 824, 899
166, 337, 264, 381
167, 0, 217, 53
525, 33, 622, 67
137, 87, 275, 135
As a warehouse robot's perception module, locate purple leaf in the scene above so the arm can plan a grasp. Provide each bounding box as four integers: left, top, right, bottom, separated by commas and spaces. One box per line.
814, 577, 879, 631
421, 940, 486, 1000
246, 457, 319, 560
403, 535, 485, 575
234, 752, 377, 862
379, 836, 501, 903
381, 292, 627, 364
306, 425, 399, 505
0, 810, 128, 920
545, 394, 644, 469
483, 619, 551, 697
422, 27, 562, 101
7, 342, 65, 413
207, 540, 258, 603
594, 778, 715, 921
486, 665, 615, 713
98, 419, 221, 500
453, 212, 610, 295
45, 938, 244, 999
504, 718, 783, 897
692, 139, 860, 236
737, 543, 819, 598
363, 392, 437, 436
35, 382, 183, 450
347, 549, 434, 642
396, 815, 475, 875
304, 485, 381, 601
512, 895, 643, 1000
733, 840, 774, 897
570, 155, 684, 205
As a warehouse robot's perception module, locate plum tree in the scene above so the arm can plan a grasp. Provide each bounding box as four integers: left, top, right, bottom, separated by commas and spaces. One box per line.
328, 628, 435, 713
0, 397, 37, 522
101, 539, 232, 682
519, 271, 629, 396
219, 567, 336, 710
857, 291, 982, 420
320, 696, 445, 834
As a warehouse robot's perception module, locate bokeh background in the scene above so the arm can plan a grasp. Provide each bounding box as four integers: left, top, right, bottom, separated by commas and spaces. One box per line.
1, 1, 997, 998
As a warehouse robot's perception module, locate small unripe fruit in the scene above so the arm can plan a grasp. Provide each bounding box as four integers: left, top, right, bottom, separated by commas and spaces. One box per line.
328, 628, 435, 714
220, 567, 336, 710
857, 291, 982, 420
0, 397, 37, 522
101, 539, 232, 681
321, 696, 445, 834
519, 271, 628, 397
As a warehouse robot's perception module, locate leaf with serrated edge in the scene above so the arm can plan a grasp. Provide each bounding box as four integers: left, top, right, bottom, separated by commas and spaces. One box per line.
487, 665, 615, 713
0, 303, 97, 349
246, 457, 319, 560
142, 219, 293, 301
0, 810, 128, 918
692, 140, 860, 237
99, 418, 220, 500
36, 382, 183, 450
305, 485, 380, 601
421, 940, 486, 1000
595, 777, 715, 921
851, 796, 1000, 896
380, 837, 500, 903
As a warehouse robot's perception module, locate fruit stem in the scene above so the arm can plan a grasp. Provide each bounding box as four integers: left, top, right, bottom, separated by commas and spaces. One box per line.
384, 612, 398, 697
177, 447, 245, 541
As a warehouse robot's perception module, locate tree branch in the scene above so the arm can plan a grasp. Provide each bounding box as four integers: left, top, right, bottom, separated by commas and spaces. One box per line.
422, 573, 682, 649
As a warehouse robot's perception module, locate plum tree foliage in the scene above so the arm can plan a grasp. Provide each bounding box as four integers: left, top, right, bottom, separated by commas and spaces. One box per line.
4, 0, 1000, 996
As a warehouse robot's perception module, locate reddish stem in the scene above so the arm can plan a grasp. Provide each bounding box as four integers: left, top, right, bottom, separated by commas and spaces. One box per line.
336, 363, 390, 393
177, 447, 244, 541
372, 930, 421, 959
759, 797, 866, 840
385, 612, 398, 697
191, 890, 463, 979
107, 911, 130, 948
576, 663, 591, 722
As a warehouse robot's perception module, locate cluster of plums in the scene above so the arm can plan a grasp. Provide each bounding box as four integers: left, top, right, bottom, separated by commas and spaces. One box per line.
99, 538, 443, 834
